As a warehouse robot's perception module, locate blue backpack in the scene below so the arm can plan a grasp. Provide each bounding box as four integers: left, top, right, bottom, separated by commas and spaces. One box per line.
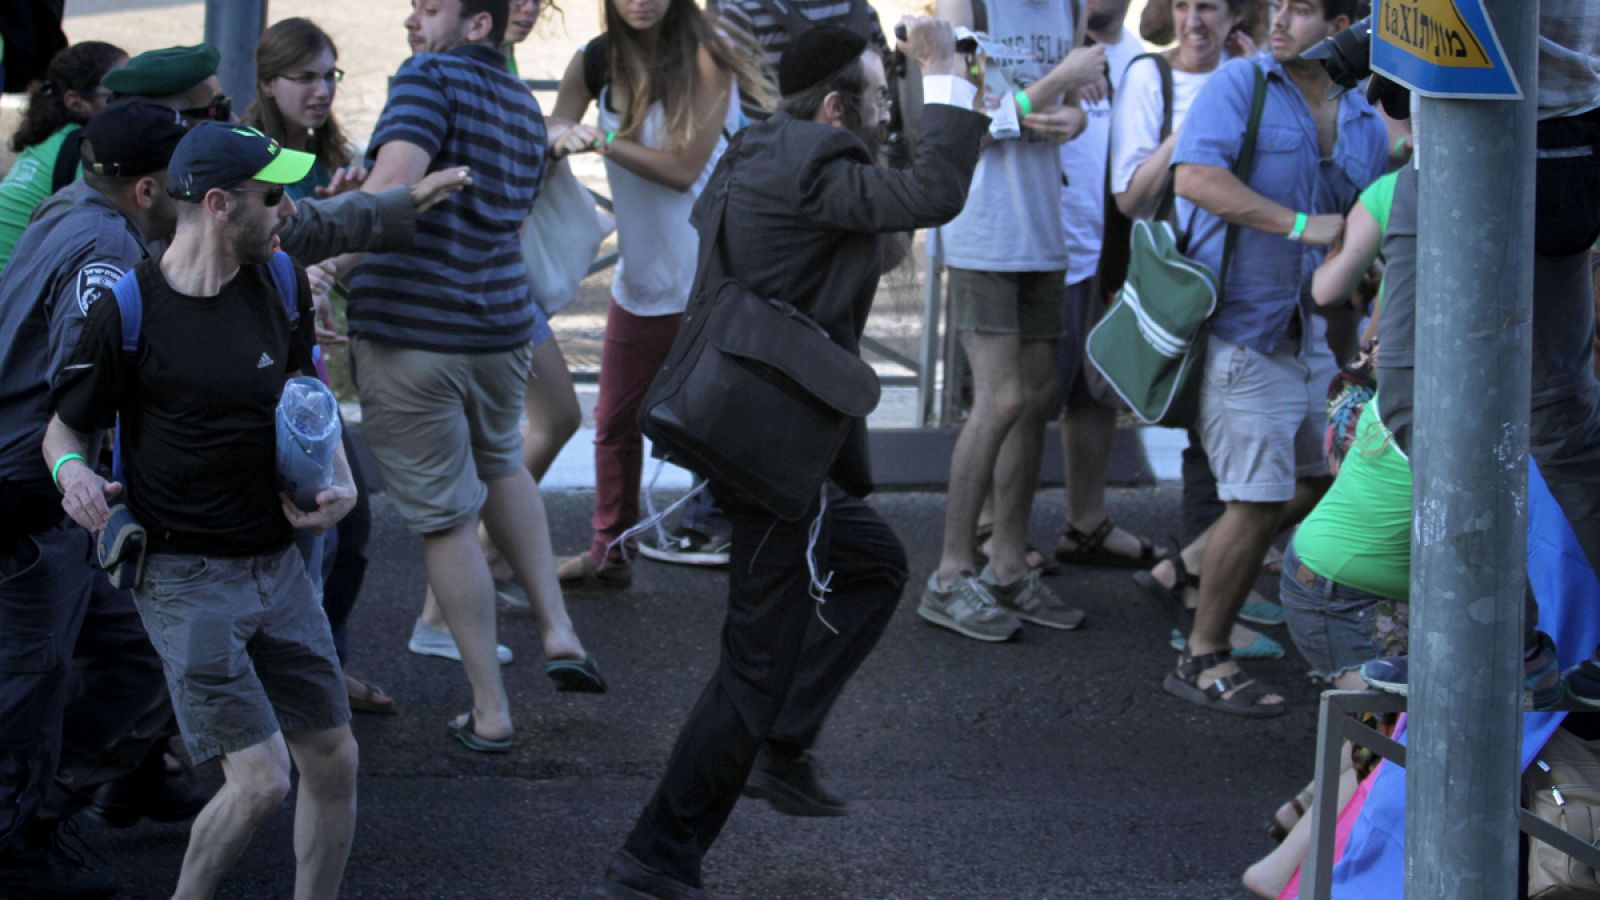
108, 250, 302, 482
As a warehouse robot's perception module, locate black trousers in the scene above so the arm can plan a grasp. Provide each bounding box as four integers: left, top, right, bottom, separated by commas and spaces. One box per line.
0, 521, 168, 852
622, 483, 907, 886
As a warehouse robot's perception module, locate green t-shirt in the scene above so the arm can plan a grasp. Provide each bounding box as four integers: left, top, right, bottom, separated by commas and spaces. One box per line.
0, 124, 80, 272
1359, 170, 1398, 235
1292, 399, 1414, 601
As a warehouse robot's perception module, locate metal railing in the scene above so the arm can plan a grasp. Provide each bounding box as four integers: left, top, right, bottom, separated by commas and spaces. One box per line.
1300, 690, 1600, 900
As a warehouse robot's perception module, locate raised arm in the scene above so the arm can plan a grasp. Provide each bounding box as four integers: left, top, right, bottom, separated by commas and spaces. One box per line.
596, 48, 734, 193
1175, 162, 1341, 244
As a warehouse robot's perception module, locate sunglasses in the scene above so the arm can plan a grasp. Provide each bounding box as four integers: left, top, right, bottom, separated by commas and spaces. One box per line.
229, 184, 287, 207
180, 94, 233, 122
276, 68, 345, 86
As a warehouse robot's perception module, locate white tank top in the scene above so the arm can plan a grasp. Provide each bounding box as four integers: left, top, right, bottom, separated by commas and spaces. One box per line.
939, 0, 1075, 273
598, 79, 742, 316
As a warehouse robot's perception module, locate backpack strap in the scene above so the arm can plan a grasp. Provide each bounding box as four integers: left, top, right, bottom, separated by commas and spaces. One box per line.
51, 129, 83, 194
108, 270, 143, 482
267, 249, 299, 323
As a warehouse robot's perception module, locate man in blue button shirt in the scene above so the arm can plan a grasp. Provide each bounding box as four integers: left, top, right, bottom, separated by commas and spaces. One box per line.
1161, 0, 1386, 717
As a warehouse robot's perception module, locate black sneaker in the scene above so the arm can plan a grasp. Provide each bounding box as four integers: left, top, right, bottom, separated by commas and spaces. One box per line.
637, 529, 730, 568
599, 850, 708, 899
0, 817, 119, 899
741, 748, 847, 817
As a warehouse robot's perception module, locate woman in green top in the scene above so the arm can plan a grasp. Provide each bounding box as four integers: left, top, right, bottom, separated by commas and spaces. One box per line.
0, 40, 125, 272
242, 18, 363, 203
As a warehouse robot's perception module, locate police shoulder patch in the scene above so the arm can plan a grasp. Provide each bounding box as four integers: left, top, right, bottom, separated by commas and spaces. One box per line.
76, 262, 124, 315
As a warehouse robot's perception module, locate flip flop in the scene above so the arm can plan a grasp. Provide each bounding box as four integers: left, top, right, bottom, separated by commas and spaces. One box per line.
1238, 599, 1286, 626
1169, 628, 1285, 660
546, 655, 607, 694
345, 675, 397, 715
447, 713, 512, 753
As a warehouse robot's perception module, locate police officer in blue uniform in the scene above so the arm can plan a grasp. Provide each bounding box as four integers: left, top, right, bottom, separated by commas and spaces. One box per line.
0, 99, 202, 899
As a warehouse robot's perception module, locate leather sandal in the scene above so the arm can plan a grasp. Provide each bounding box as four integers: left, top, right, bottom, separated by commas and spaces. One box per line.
1267, 788, 1315, 843
345, 675, 397, 715
1056, 519, 1159, 569
1162, 648, 1286, 719
1133, 545, 1197, 633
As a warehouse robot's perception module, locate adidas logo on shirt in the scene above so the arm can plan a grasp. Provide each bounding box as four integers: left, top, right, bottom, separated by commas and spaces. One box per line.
257, 352, 275, 369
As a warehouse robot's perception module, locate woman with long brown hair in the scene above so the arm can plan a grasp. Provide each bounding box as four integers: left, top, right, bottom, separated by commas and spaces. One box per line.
243, 17, 364, 201
547, 0, 771, 587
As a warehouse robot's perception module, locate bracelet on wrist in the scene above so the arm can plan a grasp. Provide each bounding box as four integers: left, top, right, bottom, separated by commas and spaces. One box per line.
1287, 212, 1309, 242
1013, 90, 1033, 117
51, 453, 85, 492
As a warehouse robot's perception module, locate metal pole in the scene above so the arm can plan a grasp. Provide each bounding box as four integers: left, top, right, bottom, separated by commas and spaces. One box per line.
1405, 0, 1538, 896
204, 0, 268, 112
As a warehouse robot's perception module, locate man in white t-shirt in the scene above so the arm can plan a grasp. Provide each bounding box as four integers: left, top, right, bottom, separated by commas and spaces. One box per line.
919, 0, 1104, 643
1051, 0, 1165, 572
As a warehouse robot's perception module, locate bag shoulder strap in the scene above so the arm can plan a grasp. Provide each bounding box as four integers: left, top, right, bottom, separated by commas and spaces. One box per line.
1125, 51, 1176, 222
582, 36, 607, 101
1216, 63, 1268, 295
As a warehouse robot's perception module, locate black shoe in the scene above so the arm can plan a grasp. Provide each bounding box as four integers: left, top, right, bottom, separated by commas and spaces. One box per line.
741, 748, 848, 817
87, 767, 213, 828
599, 850, 708, 899
0, 818, 119, 899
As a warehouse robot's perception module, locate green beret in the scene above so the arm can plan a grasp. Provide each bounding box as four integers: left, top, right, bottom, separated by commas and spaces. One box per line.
102, 44, 220, 97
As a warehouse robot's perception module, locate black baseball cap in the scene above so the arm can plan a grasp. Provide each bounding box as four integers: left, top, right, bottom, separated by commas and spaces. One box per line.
79, 99, 188, 178
167, 122, 315, 202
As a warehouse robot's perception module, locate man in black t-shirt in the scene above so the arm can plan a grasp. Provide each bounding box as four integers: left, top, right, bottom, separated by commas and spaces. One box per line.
43, 123, 360, 898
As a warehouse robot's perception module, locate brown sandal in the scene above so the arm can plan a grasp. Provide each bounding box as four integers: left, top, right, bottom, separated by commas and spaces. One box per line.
974, 525, 1059, 576
1056, 519, 1159, 569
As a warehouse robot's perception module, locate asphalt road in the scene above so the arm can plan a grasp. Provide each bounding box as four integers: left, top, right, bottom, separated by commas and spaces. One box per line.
79, 484, 1325, 899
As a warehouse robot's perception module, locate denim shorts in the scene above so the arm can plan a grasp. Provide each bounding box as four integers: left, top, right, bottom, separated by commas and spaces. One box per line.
133, 546, 349, 764
1278, 542, 1398, 682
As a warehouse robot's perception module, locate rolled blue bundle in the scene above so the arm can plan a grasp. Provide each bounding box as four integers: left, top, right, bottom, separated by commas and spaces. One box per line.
276, 376, 341, 513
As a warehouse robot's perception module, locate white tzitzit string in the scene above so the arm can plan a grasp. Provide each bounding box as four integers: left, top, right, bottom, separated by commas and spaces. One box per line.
609, 463, 705, 561
804, 485, 838, 634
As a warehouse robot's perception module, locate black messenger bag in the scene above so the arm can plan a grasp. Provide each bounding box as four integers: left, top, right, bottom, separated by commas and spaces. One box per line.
639, 136, 881, 521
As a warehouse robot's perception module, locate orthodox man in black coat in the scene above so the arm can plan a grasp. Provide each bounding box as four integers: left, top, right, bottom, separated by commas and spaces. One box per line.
604, 18, 990, 899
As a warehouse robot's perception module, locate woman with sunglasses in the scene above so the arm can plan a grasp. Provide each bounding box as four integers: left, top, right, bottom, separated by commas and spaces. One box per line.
0, 40, 125, 272
243, 18, 365, 202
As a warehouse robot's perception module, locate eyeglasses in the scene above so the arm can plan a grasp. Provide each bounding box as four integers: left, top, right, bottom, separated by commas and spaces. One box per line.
229, 184, 287, 207
179, 95, 233, 122
276, 68, 344, 87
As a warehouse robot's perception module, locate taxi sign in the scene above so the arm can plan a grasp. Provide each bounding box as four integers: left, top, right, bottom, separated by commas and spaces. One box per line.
1371, 0, 1521, 99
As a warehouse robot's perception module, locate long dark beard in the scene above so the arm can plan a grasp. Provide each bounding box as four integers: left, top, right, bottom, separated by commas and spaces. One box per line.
841, 96, 886, 163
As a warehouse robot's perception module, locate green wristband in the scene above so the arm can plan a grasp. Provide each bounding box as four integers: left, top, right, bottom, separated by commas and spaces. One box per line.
1014, 90, 1033, 117
51, 453, 85, 492
1392, 136, 1410, 157
1287, 212, 1309, 242
605, 130, 616, 145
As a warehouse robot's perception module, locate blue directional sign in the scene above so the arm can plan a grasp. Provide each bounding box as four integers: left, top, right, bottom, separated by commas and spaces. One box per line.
1370, 0, 1521, 100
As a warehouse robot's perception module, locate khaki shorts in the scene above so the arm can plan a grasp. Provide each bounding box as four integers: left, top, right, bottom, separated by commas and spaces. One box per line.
133, 547, 349, 764
1196, 336, 1328, 504
947, 268, 1066, 339
351, 338, 532, 534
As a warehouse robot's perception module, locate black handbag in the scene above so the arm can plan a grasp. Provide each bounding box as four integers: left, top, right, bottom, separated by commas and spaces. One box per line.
639, 137, 881, 521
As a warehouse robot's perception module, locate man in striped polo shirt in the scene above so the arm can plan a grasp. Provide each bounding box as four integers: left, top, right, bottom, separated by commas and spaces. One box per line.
337, 0, 596, 751
711, 0, 890, 121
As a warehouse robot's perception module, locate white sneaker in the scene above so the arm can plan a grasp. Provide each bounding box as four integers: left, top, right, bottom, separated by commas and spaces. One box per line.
408, 618, 513, 665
